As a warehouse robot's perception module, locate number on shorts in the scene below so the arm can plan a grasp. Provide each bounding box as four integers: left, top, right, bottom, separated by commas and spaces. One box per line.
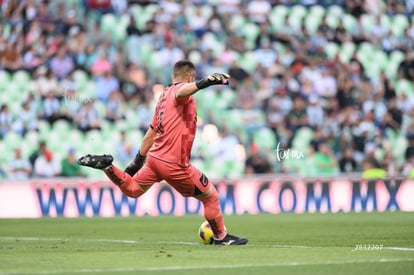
199, 173, 209, 187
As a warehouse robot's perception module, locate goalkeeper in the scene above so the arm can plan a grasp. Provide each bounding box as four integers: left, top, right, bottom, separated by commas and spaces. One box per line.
78, 60, 248, 245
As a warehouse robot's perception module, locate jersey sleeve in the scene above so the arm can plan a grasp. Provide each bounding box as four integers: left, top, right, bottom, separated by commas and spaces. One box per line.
174, 83, 190, 105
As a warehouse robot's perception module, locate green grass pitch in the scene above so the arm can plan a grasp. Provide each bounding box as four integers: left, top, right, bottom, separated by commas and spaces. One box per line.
1, 212, 414, 275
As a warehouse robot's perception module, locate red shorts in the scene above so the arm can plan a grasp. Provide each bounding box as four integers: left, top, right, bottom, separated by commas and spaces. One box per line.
132, 155, 211, 197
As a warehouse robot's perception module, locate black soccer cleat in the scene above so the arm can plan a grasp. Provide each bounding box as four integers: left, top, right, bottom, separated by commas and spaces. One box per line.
213, 234, 248, 246
77, 154, 113, 169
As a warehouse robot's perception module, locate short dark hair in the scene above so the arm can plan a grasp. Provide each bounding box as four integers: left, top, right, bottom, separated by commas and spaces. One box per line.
173, 60, 195, 79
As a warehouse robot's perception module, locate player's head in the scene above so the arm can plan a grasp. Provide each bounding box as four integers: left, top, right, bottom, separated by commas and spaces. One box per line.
172, 60, 196, 83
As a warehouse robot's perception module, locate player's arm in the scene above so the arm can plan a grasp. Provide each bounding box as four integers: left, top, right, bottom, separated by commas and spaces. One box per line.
139, 127, 156, 156
175, 73, 230, 99
124, 127, 156, 176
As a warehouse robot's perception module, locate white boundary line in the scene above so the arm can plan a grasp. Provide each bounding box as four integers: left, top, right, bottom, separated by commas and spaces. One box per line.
1, 236, 414, 251
0, 258, 413, 274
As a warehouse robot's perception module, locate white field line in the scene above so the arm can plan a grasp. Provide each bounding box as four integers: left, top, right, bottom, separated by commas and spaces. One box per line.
0, 258, 414, 274
1, 236, 414, 251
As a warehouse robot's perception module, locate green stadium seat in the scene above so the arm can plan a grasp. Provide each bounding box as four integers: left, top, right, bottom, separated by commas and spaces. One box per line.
224, 110, 244, 133
188, 50, 202, 64
101, 13, 117, 33
310, 5, 325, 18
393, 136, 408, 164
380, 14, 391, 32
25, 130, 39, 145
132, 4, 158, 30
324, 42, 339, 59
0, 71, 11, 92
243, 23, 260, 50
80, 81, 97, 99
305, 12, 322, 34
127, 130, 143, 145
9, 100, 22, 116
289, 5, 307, 19
269, 5, 289, 32
392, 14, 409, 37
395, 79, 414, 97
292, 127, 313, 152
72, 70, 89, 89
228, 161, 244, 178
216, 88, 237, 109
253, 127, 277, 151
237, 51, 258, 74
12, 70, 31, 91
357, 42, 376, 60
360, 14, 375, 33
3, 132, 23, 152
67, 129, 84, 145
374, 50, 388, 71
327, 5, 344, 17
271, 5, 289, 18
288, 13, 302, 30
325, 13, 339, 29
339, 41, 356, 63
52, 120, 72, 134
342, 14, 357, 33
230, 14, 247, 30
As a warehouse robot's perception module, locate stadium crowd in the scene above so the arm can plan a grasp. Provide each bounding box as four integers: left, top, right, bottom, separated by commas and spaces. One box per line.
1, 0, 414, 179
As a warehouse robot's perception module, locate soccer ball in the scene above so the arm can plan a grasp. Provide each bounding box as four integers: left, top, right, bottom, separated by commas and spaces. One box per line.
198, 221, 214, 245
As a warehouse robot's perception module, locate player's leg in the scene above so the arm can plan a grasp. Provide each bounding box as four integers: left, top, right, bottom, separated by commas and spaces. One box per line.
191, 171, 248, 245
78, 154, 159, 198
154, 159, 247, 245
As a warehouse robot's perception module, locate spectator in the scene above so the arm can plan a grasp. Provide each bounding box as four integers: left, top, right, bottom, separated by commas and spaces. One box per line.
398, 51, 414, 80
49, 48, 75, 80
0, 40, 23, 72
13, 101, 38, 135
245, 143, 272, 174
96, 70, 119, 102
211, 127, 240, 176
124, 62, 149, 102
247, 0, 271, 24
42, 91, 72, 126
313, 142, 338, 176
255, 40, 277, 69
362, 157, 387, 179
34, 150, 61, 178
105, 90, 125, 123
306, 96, 324, 128
61, 147, 85, 177
75, 101, 102, 133
91, 51, 112, 77
6, 148, 31, 180
32, 66, 59, 97
116, 131, 138, 166
0, 104, 13, 139
339, 147, 358, 173
310, 127, 326, 152
405, 136, 414, 163
385, 97, 403, 131
29, 141, 48, 169
237, 77, 258, 109
136, 94, 154, 133
187, 6, 208, 38
288, 95, 309, 134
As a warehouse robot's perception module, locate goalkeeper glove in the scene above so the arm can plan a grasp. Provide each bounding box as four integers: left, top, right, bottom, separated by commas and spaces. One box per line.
195, 73, 230, 90
124, 151, 146, 176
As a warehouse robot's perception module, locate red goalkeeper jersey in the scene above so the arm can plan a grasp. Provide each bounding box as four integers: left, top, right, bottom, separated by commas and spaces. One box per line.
149, 83, 197, 167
